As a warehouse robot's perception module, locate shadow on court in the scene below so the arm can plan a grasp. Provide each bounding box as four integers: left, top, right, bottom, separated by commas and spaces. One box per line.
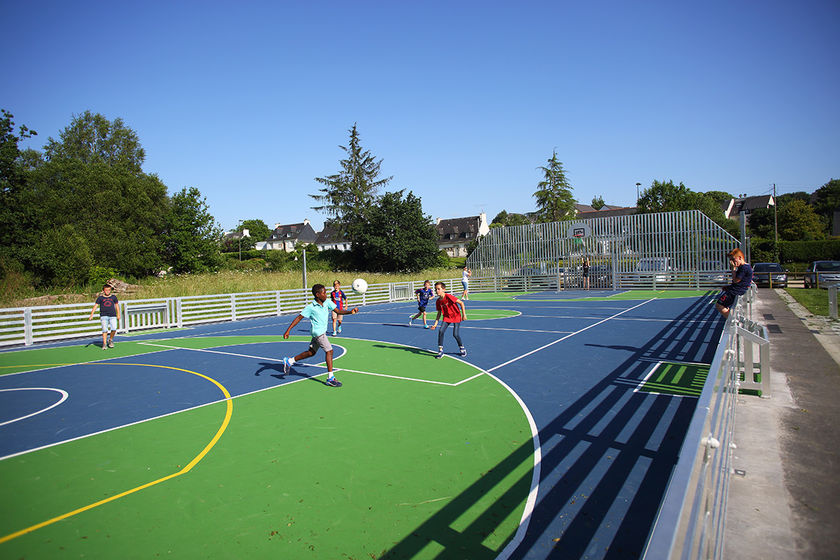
253, 362, 329, 385
379, 296, 724, 560
371, 343, 437, 357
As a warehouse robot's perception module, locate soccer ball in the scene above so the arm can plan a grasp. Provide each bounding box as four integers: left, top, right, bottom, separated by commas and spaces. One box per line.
352, 278, 368, 295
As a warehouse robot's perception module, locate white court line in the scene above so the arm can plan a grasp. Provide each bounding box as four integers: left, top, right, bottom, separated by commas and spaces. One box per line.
139, 341, 468, 387
0, 387, 69, 427
487, 299, 655, 373
521, 314, 719, 324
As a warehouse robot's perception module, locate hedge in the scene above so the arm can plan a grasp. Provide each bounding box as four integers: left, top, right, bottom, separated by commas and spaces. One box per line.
750, 238, 840, 263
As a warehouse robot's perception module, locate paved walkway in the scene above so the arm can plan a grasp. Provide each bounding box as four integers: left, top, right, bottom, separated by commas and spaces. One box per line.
724, 289, 840, 559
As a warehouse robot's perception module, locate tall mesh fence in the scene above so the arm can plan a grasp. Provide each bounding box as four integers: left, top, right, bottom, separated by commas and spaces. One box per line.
466, 210, 740, 290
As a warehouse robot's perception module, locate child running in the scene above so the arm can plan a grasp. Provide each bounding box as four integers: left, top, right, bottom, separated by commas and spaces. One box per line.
283, 283, 358, 387
88, 283, 120, 349
409, 280, 434, 328
715, 248, 754, 319
330, 280, 348, 335
430, 281, 467, 358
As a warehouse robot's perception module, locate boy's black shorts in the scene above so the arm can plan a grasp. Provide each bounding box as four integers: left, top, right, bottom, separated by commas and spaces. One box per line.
717, 290, 738, 309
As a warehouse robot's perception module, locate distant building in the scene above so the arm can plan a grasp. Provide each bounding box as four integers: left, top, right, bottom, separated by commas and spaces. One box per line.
722, 195, 775, 222
315, 224, 351, 252
574, 204, 637, 219
263, 219, 318, 252
436, 213, 490, 257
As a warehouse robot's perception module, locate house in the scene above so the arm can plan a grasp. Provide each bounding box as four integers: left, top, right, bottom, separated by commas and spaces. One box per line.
436, 213, 490, 257
722, 195, 775, 222
574, 205, 638, 219
263, 219, 318, 252
315, 224, 351, 252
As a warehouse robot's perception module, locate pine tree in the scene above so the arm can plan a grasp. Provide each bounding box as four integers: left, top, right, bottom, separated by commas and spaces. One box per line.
533, 150, 575, 222
311, 123, 392, 235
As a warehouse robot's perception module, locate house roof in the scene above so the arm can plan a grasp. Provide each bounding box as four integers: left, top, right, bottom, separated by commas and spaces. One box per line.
725, 195, 775, 218
268, 222, 318, 242
436, 216, 482, 242
575, 206, 638, 219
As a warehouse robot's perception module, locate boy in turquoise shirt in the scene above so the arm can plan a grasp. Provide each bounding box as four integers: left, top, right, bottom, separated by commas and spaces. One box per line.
283, 283, 358, 387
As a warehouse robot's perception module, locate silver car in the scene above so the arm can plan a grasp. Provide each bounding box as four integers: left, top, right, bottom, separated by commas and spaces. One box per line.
803, 261, 840, 288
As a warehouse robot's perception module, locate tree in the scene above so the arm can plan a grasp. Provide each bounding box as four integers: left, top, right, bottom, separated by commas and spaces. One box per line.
637, 180, 693, 212
24, 132, 169, 277
311, 123, 392, 236
0, 110, 37, 262
591, 195, 605, 210
703, 190, 734, 207
491, 210, 531, 228
163, 187, 224, 273
777, 199, 826, 241
350, 190, 439, 272
235, 219, 272, 249
533, 150, 575, 223
813, 179, 840, 234
44, 111, 145, 173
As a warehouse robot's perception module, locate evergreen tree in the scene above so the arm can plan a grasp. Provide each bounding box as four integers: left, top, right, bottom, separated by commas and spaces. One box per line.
533, 150, 575, 222
311, 123, 392, 236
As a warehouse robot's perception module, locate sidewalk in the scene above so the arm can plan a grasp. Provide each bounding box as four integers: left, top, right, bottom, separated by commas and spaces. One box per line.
724, 289, 840, 559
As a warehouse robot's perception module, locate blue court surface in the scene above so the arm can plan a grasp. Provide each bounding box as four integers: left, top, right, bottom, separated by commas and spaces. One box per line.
0, 290, 724, 558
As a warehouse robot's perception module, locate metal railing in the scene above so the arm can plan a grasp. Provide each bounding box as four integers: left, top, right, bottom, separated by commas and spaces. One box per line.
0, 279, 468, 348
644, 286, 768, 559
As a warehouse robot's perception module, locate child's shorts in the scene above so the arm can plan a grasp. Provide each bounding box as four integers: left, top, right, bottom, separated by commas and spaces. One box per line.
716, 291, 738, 309
308, 334, 333, 355
417, 302, 428, 312
100, 316, 118, 332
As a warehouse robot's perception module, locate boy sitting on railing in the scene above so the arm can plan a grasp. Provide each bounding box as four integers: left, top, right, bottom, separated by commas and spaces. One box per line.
715, 248, 753, 319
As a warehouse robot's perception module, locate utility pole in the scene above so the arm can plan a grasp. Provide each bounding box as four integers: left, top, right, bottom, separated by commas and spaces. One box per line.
636, 182, 641, 204
773, 183, 779, 260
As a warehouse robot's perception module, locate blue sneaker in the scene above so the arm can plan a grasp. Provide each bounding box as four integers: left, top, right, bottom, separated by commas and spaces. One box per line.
282, 357, 291, 375
424, 324, 430, 329
460, 347, 467, 357
325, 377, 342, 387
337, 325, 342, 334
435, 349, 444, 359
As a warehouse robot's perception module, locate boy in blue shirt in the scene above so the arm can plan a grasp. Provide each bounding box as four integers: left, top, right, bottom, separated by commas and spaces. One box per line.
283, 283, 358, 387
715, 248, 754, 319
409, 280, 434, 328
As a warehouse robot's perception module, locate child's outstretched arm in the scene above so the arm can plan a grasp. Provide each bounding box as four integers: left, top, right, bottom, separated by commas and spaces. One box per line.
430, 310, 442, 329
283, 315, 304, 339
458, 299, 467, 320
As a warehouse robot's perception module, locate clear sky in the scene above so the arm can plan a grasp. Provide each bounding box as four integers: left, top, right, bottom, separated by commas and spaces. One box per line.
3, 0, 838, 233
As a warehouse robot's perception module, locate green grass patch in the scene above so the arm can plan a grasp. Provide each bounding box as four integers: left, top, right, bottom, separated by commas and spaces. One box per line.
785, 288, 831, 316
638, 362, 710, 397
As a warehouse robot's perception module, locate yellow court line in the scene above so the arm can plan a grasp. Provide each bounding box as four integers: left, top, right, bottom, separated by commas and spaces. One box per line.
0, 362, 233, 545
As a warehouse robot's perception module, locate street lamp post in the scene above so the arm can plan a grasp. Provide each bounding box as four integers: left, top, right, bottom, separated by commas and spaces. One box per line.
636, 182, 641, 204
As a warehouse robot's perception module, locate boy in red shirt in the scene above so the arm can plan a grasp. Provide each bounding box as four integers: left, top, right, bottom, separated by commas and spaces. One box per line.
430, 281, 467, 358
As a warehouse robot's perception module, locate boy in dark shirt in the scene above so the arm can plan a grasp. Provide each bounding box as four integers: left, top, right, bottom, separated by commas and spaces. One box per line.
89, 283, 121, 349
715, 248, 753, 319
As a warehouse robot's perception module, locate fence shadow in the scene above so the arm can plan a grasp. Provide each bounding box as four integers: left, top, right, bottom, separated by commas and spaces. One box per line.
379, 296, 724, 559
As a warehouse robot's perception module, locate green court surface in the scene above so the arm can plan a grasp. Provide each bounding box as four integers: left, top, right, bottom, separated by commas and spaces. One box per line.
0, 337, 534, 558
462, 308, 519, 320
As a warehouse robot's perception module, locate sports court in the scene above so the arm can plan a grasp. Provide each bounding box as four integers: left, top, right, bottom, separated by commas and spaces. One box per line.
0, 287, 723, 559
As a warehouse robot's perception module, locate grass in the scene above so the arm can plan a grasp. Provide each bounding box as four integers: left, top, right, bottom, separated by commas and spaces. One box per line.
785, 287, 833, 317
0, 267, 465, 308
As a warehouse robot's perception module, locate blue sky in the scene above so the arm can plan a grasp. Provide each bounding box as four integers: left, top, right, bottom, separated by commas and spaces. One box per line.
3, 0, 838, 233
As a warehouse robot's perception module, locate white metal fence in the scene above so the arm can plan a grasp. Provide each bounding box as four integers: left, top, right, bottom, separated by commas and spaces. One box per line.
644, 286, 769, 559
0, 279, 465, 348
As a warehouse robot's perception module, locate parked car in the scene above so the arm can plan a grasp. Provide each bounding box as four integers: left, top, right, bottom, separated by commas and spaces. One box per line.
803, 261, 840, 288
752, 262, 788, 288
